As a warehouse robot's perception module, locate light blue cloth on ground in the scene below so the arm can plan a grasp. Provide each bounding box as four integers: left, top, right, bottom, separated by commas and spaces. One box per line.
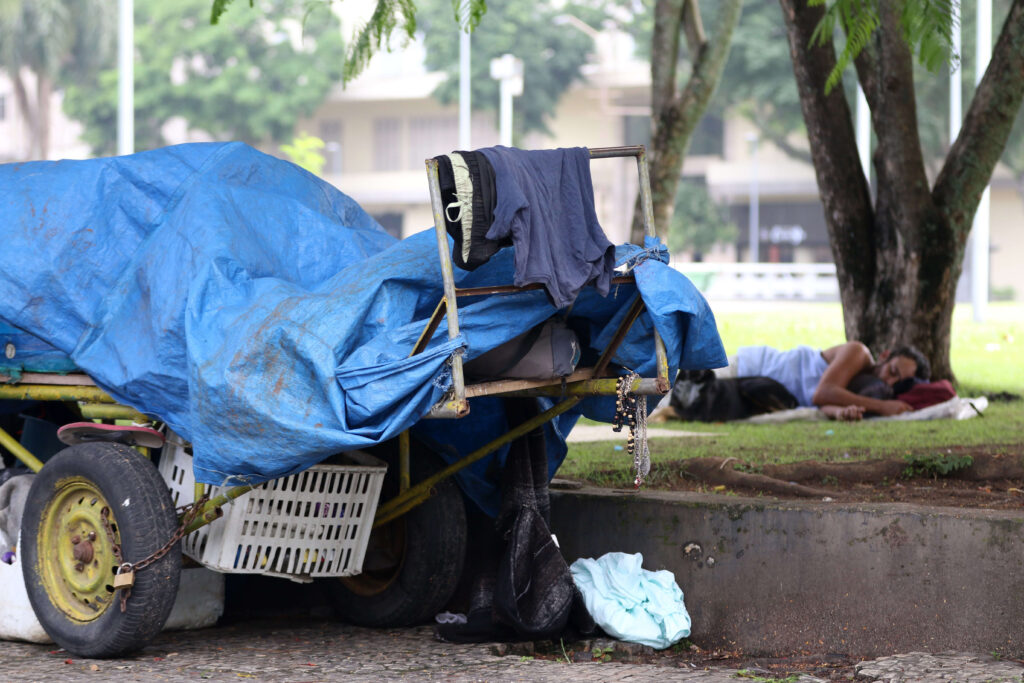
736, 344, 828, 407
570, 552, 691, 649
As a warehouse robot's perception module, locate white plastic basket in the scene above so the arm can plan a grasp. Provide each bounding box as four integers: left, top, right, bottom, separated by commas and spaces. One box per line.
158, 433, 387, 583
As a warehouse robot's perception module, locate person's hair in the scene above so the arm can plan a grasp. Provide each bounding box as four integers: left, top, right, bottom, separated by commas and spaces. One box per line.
891, 345, 931, 381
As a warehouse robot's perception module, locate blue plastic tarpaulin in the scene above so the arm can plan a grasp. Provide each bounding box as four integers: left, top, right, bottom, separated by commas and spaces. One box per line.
0, 143, 725, 514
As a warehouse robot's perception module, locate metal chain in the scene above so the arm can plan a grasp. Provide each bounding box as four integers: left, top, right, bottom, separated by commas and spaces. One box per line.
101, 493, 210, 612
612, 371, 650, 488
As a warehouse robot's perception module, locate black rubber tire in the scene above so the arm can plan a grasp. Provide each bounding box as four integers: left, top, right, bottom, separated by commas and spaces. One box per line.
20, 442, 181, 658
326, 447, 467, 627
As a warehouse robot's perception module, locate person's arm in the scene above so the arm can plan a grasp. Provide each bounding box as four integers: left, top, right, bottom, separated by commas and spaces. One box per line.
820, 404, 865, 421
812, 342, 913, 416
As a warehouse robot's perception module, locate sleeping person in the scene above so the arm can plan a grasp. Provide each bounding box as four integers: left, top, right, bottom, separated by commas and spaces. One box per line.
653, 342, 931, 422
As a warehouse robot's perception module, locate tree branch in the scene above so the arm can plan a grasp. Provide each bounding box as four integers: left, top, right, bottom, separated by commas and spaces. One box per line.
637, 0, 742, 242
650, 0, 685, 117
933, 0, 1024, 236
682, 0, 707, 56
861, 2, 939, 274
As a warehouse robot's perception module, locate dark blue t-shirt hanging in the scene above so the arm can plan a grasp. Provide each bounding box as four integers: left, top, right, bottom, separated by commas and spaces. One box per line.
479, 146, 615, 309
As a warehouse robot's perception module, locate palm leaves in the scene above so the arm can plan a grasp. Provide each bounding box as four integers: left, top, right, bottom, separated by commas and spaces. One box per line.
0, 0, 114, 158
808, 0, 959, 93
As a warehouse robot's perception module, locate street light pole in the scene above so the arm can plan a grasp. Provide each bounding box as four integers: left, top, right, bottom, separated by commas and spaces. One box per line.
971, 0, 992, 322
489, 54, 523, 147
746, 132, 759, 263
458, 2, 471, 150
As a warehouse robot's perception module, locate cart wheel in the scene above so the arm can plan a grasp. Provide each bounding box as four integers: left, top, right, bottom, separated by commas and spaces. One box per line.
20, 442, 181, 658
326, 447, 466, 626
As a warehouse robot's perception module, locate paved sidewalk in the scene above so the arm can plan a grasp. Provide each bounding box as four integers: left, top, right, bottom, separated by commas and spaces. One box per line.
0, 621, 1020, 682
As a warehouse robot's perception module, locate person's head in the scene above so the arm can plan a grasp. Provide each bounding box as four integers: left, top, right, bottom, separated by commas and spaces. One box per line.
872, 345, 931, 387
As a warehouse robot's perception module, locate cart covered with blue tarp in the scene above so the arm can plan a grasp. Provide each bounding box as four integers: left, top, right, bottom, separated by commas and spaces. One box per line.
0, 142, 724, 656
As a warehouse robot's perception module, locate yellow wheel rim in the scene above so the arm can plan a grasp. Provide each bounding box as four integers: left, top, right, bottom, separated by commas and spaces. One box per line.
37, 477, 121, 622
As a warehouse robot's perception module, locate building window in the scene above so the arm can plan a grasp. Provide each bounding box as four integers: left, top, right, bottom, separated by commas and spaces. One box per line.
728, 200, 827, 263
373, 118, 402, 172
319, 119, 343, 174
408, 116, 458, 170
689, 115, 724, 157
623, 115, 651, 149
372, 212, 403, 239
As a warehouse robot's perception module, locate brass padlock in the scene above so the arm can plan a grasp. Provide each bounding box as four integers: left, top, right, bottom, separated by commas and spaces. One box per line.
113, 563, 135, 589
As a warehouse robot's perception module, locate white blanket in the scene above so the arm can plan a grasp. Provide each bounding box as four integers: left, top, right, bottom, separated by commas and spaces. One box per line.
743, 396, 988, 424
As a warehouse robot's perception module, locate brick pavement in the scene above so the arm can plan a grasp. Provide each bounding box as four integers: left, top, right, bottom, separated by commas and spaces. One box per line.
0, 621, 1020, 682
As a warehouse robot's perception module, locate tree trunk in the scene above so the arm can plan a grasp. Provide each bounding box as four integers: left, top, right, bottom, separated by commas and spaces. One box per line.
36, 75, 52, 160
778, 0, 874, 339
778, 0, 1024, 381
11, 72, 38, 159
630, 0, 742, 244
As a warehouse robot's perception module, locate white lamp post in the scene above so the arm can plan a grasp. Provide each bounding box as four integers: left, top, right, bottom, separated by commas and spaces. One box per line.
746, 132, 760, 263
117, 0, 134, 155
458, 2, 471, 150
489, 54, 524, 148
971, 0, 992, 322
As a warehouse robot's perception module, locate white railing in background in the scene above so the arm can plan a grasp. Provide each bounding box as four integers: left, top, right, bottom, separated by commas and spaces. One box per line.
672, 262, 839, 301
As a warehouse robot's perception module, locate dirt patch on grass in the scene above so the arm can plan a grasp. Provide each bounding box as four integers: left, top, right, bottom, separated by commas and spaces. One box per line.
573, 445, 1024, 509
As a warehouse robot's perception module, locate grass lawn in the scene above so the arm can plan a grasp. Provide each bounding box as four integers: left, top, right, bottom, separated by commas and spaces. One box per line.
559, 302, 1024, 485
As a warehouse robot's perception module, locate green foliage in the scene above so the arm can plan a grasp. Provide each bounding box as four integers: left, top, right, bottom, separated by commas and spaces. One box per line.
808, 0, 958, 94
213, 0, 488, 85
902, 452, 974, 478
66, 0, 345, 155
279, 132, 326, 175
717, 0, 806, 146
343, 0, 419, 83
417, 0, 594, 137
591, 645, 613, 662
667, 179, 738, 257
210, 0, 252, 24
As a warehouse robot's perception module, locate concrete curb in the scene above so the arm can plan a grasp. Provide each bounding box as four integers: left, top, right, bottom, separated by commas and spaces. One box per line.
551, 487, 1024, 657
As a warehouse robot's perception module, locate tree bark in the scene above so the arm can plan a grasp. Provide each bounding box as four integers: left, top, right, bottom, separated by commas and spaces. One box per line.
630, 0, 742, 244
11, 72, 38, 159
36, 75, 52, 160
779, 0, 1024, 380
778, 0, 874, 337
855, 3, 955, 373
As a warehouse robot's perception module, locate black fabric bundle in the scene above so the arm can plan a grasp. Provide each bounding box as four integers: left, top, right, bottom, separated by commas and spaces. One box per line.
433, 151, 506, 271
436, 398, 595, 643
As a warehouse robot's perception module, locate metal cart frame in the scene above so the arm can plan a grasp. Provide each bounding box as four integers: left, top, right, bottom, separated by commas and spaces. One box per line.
0, 145, 667, 536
